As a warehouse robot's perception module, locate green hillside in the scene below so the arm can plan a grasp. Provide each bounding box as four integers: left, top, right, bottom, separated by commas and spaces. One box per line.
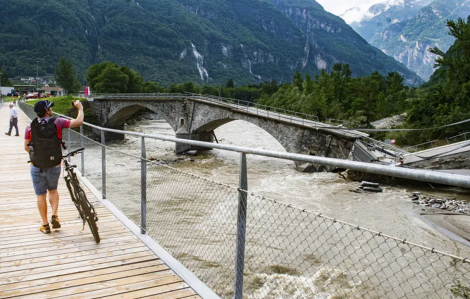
0, 0, 422, 86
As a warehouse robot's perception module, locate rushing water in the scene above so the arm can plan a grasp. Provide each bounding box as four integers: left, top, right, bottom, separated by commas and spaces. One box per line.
75, 117, 470, 298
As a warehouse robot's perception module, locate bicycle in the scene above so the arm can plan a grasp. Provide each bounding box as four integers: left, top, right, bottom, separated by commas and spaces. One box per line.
63, 148, 100, 243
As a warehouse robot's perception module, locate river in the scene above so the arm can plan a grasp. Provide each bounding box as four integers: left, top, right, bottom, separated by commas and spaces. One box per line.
72, 117, 470, 298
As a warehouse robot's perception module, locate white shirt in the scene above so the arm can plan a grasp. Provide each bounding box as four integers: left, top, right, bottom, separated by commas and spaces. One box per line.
10, 107, 18, 118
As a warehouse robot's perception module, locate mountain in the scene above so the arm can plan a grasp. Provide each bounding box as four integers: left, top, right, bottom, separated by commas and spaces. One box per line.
349, 0, 433, 41
0, 0, 422, 86
349, 0, 470, 80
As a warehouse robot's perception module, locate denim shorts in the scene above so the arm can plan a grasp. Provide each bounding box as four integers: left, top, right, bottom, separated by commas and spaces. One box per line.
30, 165, 61, 195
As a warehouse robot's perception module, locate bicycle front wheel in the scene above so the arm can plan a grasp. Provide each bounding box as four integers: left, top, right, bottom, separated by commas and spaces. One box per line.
78, 190, 100, 244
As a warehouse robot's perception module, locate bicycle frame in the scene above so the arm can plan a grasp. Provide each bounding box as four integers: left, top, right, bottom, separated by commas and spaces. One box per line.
62, 148, 100, 243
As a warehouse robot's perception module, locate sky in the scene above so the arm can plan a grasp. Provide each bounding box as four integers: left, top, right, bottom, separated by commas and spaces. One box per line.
315, 0, 384, 16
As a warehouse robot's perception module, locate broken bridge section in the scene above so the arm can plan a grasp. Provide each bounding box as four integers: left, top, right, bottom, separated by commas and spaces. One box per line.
90, 94, 358, 169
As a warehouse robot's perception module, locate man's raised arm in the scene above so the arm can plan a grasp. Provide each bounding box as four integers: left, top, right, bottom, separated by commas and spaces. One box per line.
69, 101, 84, 128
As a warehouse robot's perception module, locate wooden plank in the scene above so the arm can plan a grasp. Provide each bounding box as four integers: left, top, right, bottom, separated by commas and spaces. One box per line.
0, 260, 164, 292
0, 227, 128, 250
0, 246, 151, 274
0, 235, 136, 259
0, 265, 171, 298
0, 236, 138, 263
1, 251, 157, 280
0, 255, 160, 285
43, 276, 184, 299
107, 286, 197, 299
0, 239, 142, 263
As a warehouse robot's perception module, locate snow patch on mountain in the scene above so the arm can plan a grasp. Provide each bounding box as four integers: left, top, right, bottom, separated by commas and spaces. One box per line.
340, 0, 404, 23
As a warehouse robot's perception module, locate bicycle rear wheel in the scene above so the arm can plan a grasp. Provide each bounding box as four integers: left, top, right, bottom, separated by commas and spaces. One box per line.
78, 190, 100, 244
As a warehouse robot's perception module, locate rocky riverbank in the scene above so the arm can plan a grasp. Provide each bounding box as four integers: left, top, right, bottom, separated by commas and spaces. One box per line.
411, 192, 470, 214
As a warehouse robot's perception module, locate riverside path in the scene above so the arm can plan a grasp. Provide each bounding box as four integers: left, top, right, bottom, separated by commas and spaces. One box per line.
0, 103, 202, 299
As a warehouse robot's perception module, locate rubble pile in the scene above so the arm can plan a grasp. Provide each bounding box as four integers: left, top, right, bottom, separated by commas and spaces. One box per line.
410, 192, 470, 214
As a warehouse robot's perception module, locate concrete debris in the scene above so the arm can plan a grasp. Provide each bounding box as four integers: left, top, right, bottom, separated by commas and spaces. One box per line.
350, 181, 383, 193
184, 150, 198, 156
410, 192, 470, 215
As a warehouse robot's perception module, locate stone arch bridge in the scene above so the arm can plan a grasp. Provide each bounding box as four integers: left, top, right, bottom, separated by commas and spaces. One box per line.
90, 94, 361, 170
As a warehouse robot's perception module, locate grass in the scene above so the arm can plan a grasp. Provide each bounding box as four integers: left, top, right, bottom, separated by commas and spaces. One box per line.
27, 95, 84, 115
26, 95, 100, 125
1, 96, 16, 102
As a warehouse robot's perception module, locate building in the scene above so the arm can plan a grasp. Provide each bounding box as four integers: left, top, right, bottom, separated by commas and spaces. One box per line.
0, 87, 14, 96
13, 85, 36, 94
40, 86, 64, 97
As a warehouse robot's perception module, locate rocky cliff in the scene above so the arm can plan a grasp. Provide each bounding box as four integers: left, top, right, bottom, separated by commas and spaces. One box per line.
349, 0, 470, 81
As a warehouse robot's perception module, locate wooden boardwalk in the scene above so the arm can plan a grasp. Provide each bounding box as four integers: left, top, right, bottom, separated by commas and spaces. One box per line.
0, 103, 200, 299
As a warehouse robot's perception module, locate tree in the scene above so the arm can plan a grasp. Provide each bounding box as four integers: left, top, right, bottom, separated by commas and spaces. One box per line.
55, 58, 81, 95
225, 79, 234, 88
120, 66, 144, 93
143, 82, 164, 93
87, 62, 116, 92
293, 70, 303, 91
303, 73, 314, 94
94, 64, 129, 93
0, 68, 12, 87
87, 62, 145, 93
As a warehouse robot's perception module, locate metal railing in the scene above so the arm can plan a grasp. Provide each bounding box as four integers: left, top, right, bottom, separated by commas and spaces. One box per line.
403, 139, 441, 152
448, 131, 470, 142
403, 132, 470, 153
20, 102, 470, 299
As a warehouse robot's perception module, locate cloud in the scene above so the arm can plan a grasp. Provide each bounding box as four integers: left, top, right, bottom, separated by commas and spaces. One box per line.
317, 0, 383, 16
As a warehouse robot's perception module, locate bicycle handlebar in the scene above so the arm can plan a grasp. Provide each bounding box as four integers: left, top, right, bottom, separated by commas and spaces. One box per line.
63, 148, 85, 158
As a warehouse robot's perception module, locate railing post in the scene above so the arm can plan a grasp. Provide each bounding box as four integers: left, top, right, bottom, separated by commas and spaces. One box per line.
234, 153, 248, 299
101, 130, 106, 199
141, 136, 147, 234
67, 128, 71, 160
80, 126, 84, 176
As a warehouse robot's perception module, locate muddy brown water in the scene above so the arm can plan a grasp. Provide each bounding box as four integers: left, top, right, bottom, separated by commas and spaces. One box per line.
72, 119, 470, 298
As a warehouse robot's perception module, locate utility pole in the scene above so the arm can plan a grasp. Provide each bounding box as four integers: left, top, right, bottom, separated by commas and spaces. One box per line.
36, 61, 39, 98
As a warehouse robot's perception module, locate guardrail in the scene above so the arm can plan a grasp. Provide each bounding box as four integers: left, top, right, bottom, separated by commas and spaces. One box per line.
20, 101, 470, 299
448, 131, 470, 142
403, 139, 441, 152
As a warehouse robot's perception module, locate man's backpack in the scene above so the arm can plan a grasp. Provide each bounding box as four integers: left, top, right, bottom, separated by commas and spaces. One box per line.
30, 117, 63, 168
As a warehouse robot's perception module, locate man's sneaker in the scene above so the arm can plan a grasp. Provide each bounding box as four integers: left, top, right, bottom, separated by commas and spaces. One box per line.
40, 224, 51, 234
15, 134, 19, 136
51, 215, 61, 229
4, 133, 10, 136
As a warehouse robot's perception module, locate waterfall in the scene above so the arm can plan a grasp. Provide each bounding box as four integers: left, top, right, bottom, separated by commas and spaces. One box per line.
248, 60, 262, 80
191, 43, 209, 81
241, 43, 261, 81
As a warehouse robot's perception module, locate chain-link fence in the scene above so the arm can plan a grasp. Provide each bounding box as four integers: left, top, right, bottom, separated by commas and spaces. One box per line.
19, 102, 470, 299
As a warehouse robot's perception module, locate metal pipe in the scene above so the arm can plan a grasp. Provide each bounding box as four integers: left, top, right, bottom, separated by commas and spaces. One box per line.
101, 130, 106, 199
80, 126, 84, 176
233, 153, 248, 299
141, 136, 147, 234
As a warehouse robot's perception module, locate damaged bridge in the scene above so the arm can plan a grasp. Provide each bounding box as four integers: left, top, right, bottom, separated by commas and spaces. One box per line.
89, 94, 363, 170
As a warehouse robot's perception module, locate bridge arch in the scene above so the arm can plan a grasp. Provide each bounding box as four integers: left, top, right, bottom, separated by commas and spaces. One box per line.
102, 102, 180, 132
193, 117, 294, 154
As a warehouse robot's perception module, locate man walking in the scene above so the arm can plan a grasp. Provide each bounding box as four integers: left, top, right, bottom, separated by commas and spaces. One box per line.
5, 103, 19, 136
24, 100, 84, 234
